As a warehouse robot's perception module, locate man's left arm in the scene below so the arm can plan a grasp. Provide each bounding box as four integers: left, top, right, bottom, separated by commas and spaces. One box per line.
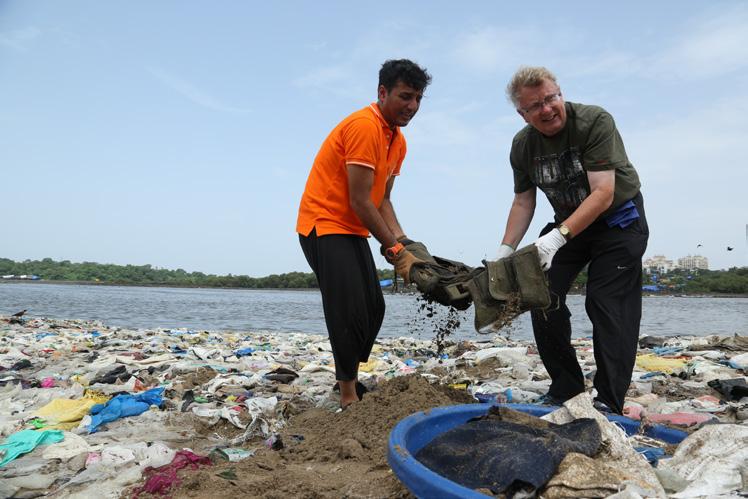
562, 111, 623, 235
534, 170, 614, 270
562, 169, 615, 236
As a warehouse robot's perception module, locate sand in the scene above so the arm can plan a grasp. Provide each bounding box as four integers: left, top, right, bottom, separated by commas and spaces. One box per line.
167, 375, 474, 498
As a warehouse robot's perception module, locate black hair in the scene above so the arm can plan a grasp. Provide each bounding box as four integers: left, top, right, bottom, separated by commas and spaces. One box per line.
378, 59, 432, 92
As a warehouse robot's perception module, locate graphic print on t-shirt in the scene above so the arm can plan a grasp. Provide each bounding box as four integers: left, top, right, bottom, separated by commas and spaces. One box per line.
531, 147, 589, 220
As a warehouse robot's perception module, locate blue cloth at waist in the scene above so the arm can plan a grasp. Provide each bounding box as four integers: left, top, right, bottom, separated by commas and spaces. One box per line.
605, 199, 639, 228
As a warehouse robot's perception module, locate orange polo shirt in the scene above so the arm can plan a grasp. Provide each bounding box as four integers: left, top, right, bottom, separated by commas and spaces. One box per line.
296, 103, 407, 237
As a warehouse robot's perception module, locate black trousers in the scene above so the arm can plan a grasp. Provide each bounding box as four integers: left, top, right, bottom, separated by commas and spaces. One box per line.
299, 229, 385, 381
531, 193, 649, 414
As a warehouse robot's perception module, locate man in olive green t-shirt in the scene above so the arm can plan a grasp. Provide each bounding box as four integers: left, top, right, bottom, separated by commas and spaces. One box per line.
494, 66, 649, 415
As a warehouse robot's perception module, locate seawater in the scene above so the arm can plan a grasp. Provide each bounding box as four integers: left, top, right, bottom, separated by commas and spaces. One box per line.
1, 282, 746, 342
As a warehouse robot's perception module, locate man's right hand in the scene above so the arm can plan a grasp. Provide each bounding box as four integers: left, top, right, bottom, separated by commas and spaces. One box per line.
394, 249, 422, 285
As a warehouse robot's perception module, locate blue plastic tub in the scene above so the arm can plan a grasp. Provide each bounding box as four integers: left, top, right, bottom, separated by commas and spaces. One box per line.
387, 403, 687, 499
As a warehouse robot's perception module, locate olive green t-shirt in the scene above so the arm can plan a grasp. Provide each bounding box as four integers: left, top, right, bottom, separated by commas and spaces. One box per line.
510, 102, 640, 221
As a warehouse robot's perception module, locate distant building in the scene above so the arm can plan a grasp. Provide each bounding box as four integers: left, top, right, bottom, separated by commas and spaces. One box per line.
643, 255, 676, 274
677, 255, 709, 271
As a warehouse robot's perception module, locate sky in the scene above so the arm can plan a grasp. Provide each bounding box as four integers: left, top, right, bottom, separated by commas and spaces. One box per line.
1, 1, 747, 276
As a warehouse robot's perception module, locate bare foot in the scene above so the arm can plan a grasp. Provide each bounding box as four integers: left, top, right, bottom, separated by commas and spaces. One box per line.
338, 379, 358, 408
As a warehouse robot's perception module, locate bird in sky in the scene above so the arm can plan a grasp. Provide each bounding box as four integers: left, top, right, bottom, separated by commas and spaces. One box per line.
696, 244, 702, 248
727, 246, 734, 251
11, 309, 27, 318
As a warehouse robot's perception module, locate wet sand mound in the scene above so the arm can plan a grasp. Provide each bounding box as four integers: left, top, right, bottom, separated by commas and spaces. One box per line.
171, 375, 475, 498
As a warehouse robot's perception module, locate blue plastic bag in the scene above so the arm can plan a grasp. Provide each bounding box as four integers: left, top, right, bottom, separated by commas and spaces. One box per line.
88, 387, 164, 433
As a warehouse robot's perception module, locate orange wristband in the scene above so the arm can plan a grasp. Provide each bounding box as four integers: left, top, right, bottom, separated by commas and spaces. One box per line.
385, 242, 405, 259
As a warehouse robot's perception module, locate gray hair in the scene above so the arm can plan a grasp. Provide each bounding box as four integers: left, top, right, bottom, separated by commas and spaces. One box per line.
506, 66, 558, 107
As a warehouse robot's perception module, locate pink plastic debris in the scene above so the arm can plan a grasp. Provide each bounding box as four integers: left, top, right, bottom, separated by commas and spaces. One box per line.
85, 452, 101, 467
41, 377, 56, 388
132, 449, 212, 497
623, 403, 644, 420
692, 395, 723, 411
646, 412, 714, 427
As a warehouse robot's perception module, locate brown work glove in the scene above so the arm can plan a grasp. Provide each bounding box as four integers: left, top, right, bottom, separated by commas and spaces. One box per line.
394, 249, 422, 285
381, 236, 417, 263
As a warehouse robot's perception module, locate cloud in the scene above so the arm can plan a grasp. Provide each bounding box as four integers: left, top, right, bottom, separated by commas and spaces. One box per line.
147, 66, 251, 114
407, 109, 480, 147
448, 25, 588, 76
0, 27, 41, 51
444, 5, 748, 84
305, 41, 328, 52
292, 21, 435, 99
652, 5, 748, 79
293, 65, 351, 89
625, 96, 747, 270
450, 27, 532, 73
626, 97, 746, 182
562, 51, 646, 82
292, 63, 371, 101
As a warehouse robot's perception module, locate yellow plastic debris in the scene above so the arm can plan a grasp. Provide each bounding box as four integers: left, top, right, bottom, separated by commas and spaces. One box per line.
635, 354, 688, 374
449, 383, 468, 390
35, 393, 110, 430
83, 389, 108, 401
358, 359, 379, 372
70, 375, 89, 386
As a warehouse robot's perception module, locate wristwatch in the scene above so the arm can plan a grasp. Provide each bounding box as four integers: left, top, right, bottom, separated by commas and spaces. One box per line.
558, 224, 573, 241
385, 242, 405, 259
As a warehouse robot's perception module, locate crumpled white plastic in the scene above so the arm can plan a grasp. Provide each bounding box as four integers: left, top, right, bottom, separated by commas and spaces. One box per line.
658, 424, 748, 498
79, 441, 175, 470
473, 346, 528, 366
114, 353, 175, 366
728, 352, 748, 370
100, 445, 137, 467
204, 373, 264, 394
246, 396, 278, 419
190, 347, 222, 360
299, 363, 336, 373
132, 441, 176, 468
543, 392, 665, 497
192, 405, 246, 428
4, 473, 58, 491
42, 432, 100, 461
213, 396, 281, 446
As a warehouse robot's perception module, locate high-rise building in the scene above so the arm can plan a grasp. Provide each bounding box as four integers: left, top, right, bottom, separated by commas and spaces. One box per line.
643, 255, 676, 273
677, 255, 709, 271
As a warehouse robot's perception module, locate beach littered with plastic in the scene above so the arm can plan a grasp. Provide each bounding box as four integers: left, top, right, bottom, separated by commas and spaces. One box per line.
1, 313, 747, 498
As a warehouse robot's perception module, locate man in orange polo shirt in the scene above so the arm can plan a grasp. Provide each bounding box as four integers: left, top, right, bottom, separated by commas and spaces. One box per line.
297, 59, 431, 409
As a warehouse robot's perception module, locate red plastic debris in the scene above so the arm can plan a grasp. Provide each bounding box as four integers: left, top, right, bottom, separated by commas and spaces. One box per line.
131, 450, 212, 497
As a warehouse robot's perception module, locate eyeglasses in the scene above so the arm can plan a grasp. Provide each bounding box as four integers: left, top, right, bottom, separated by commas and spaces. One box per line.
519, 92, 562, 115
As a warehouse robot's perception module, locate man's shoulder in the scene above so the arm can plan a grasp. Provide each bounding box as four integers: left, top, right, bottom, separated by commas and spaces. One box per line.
340, 105, 378, 124
567, 102, 612, 126
512, 124, 535, 145
334, 105, 381, 135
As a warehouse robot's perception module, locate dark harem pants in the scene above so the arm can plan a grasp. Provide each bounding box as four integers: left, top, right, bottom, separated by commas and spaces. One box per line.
531, 193, 649, 414
299, 228, 385, 381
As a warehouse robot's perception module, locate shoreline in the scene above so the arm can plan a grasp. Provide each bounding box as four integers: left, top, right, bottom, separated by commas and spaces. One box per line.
2, 279, 746, 298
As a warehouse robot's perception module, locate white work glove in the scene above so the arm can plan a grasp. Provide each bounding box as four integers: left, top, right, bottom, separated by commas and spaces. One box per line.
493, 244, 515, 261
534, 229, 567, 270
